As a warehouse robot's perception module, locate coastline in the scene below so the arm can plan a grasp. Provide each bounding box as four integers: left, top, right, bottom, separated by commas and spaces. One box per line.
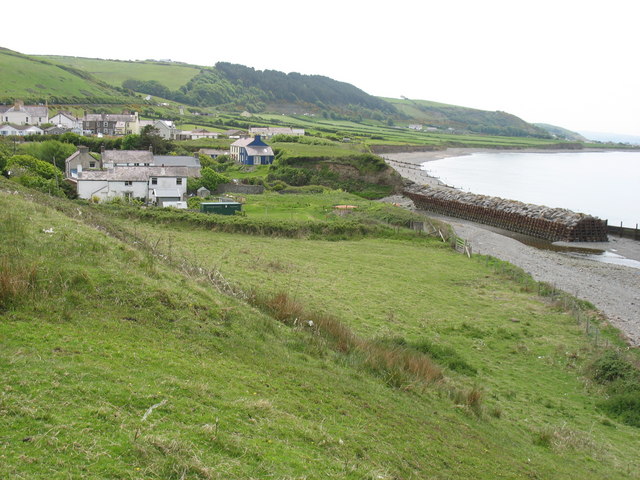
381, 147, 640, 346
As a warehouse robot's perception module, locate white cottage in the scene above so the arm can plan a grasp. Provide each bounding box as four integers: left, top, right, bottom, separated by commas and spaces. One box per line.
0, 100, 49, 126
0, 124, 44, 136
75, 166, 189, 205
50, 112, 82, 129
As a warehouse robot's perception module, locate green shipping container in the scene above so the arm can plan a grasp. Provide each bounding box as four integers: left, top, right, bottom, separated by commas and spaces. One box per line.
200, 202, 242, 215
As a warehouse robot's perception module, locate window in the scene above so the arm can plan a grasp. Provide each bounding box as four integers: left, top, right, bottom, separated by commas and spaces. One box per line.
89, 162, 96, 168
124, 181, 132, 186
151, 177, 158, 185
176, 178, 182, 185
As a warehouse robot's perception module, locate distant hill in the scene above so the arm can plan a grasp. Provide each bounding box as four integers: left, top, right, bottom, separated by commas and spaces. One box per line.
387, 97, 551, 138
534, 123, 587, 142
4, 50, 560, 139
577, 130, 640, 145
0, 48, 136, 104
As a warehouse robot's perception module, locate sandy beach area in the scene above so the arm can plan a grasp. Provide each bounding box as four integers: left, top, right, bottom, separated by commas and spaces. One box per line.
382, 149, 640, 346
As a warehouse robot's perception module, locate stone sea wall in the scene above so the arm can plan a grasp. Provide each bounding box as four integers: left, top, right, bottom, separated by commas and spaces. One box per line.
405, 185, 608, 242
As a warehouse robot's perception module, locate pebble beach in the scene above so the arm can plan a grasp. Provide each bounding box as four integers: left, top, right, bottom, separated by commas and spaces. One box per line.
383, 149, 640, 346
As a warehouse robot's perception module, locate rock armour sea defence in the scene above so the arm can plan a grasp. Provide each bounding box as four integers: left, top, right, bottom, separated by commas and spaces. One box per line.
404, 185, 608, 242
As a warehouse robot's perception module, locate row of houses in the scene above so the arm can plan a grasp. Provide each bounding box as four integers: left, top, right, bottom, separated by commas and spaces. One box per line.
64, 133, 274, 204
66, 147, 197, 206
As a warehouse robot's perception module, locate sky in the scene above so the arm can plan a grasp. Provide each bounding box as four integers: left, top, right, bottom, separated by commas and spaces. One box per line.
3, 0, 639, 137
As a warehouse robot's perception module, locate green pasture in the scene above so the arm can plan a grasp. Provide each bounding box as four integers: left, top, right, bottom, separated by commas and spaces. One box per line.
41, 56, 200, 90
0, 51, 119, 100
1, 180, 639, 479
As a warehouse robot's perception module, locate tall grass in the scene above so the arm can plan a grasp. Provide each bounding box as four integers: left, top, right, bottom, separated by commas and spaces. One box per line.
0, 256, 38, 309
252, 290, 443, 387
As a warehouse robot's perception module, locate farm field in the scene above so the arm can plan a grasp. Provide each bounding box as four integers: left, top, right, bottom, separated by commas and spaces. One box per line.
41, 56, 201, 91
0, 50, 126, 102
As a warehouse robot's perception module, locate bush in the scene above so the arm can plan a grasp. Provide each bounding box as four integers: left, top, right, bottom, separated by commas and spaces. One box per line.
599, 392, 640, 427
187, 196, 203, 209
590, 350, 637, 385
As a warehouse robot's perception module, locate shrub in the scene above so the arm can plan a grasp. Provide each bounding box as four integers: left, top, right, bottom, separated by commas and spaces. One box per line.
599, 392, 640, 427
590, 350, 637, 385
412, 339, 477, 376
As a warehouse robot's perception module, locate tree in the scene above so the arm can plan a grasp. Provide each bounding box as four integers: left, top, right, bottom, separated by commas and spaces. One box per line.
0, 140, 11, 173
200, 167, 230, 191
4, 154, 65, 197
140, 125, 173, 154
121, 134, 142, 150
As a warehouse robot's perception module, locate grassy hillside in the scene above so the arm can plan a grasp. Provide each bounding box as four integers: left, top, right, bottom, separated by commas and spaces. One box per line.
384, 97, 550, 138
534, 123, 588, 142
0, 48, 135, 104
41, 56, 201, 91
1, 50, 580, 143
2, 179, 639, 479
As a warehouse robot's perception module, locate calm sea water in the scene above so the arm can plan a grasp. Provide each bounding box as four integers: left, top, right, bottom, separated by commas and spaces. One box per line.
421, 151, 640, 227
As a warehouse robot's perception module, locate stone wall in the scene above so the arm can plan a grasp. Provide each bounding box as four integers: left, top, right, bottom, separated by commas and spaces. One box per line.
405, 185, 608, 242
215, 183, 265, 195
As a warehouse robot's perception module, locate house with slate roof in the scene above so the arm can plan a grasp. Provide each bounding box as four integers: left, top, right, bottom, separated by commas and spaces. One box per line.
248, 127, 305, 138
0, 124, 44, 136
0, 100, 49, 125
50, 112, 82, 130
230, 135, 275, 165
73, 166, 189, 205
65, 146, 101, 178
83, 112, 140, 136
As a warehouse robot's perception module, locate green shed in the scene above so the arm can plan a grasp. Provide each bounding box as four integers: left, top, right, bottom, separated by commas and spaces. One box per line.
200, 201, 242, 215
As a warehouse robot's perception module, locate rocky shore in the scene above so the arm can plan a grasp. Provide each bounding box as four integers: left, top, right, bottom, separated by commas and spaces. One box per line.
383, 149, 640, 346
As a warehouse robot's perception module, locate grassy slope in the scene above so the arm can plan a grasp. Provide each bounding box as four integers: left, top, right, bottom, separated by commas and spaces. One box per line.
41, 56, 201, 91
0, 49, 128, 101
2, 180, 638, 478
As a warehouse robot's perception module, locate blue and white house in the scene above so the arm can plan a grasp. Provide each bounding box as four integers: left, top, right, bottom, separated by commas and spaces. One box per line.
230, 135, 275, 165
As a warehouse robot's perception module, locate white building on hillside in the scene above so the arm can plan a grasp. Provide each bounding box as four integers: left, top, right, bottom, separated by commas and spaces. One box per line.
50, 112, 82, 129
0, 100, 49, 126
0, 124, 44, 136
74, 166, 189, 205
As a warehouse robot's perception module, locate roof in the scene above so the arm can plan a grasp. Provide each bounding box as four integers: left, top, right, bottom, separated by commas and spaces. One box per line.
153, 155, 200, 167
84, 113, 138, 122
77, 166, 191, 181
231, 135, 270, 148
102, 150, 154, 164
245, 146, 274, 157
198, 149, 228, 155
0, 124, 43, 131
51, 112, 77, 121
2, 104, 49, 117
153, 188, 182, 197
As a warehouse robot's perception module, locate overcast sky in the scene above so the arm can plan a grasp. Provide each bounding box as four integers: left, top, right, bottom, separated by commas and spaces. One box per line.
3, 0, 639, 136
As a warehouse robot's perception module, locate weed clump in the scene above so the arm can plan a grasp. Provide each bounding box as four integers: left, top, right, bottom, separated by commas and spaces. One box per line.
251, 291, 442, 387
589, 349, 640, 427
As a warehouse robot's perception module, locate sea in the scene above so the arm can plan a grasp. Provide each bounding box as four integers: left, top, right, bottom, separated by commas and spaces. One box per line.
420, 150, 640, 227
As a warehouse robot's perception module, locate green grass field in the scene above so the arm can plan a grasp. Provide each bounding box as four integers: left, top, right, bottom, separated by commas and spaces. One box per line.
0, 50, 125, 101
41, 56, 201, 91
2, 178, 638, 479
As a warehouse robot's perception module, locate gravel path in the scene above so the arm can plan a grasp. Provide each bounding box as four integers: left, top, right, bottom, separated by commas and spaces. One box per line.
382, 150, 640, 346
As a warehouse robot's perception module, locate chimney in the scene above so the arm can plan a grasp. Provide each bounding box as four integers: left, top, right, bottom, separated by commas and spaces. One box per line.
193, 152, 199, 159
100, 145, 105, 154
148, 145, 153, 153
78, 145, 89, 155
